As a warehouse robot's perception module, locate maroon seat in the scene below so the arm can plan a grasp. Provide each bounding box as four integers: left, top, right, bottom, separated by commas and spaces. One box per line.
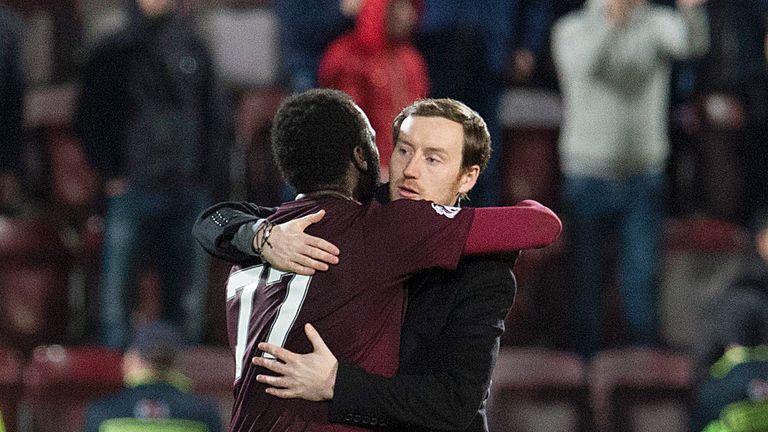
588, 347, 693, 432
23, 345, 123, 432
487, 347, 591, 432
0, 347, 23, 432
0, 216, 71, 352
177, 346, 235, 428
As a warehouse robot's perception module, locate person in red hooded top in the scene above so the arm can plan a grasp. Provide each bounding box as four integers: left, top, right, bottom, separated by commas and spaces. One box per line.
319, 0, 429, 179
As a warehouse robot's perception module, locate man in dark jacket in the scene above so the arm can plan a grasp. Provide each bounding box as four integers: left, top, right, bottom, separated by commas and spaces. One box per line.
194, 98, 528, 431
74, 0, 233, 348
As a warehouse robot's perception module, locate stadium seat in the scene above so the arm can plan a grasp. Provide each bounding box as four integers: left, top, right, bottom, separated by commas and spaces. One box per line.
177, 346, 235, 428
0, 216, 71, 352
0, 347, 23, 432
23, 345, 123, 432
487, 347, 592, 432
588, 347, 693, 432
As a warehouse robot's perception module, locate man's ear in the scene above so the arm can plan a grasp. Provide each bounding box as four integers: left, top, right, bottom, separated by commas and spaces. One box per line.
353, 146, 369, 172
457, 165, 480, 195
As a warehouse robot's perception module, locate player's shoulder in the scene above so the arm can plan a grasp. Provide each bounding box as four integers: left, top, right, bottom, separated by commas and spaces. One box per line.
373, 199, 467, 219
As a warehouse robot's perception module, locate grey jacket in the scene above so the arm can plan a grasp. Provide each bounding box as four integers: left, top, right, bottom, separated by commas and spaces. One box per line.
552, 0, 709, 178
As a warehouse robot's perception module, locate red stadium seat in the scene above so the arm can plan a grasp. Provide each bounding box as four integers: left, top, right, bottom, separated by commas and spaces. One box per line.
23, 345, 123, 432
0, 216, 71, 352
0, 346, 23, 432
487, 347, 592, 432
588, 347, 693, 432
177, 346, 235, 428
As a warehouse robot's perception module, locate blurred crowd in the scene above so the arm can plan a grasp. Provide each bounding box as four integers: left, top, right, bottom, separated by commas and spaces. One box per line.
2, 0, 768, 430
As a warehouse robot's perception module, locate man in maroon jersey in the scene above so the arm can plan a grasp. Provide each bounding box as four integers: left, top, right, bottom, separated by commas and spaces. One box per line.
223, 89, 560, 431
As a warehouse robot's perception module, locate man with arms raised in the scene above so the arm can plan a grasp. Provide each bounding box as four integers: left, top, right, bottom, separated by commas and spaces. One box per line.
195, 94, 560, 431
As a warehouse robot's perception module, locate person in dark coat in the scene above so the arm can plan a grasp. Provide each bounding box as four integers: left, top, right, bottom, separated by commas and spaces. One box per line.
74, 0, 233, 348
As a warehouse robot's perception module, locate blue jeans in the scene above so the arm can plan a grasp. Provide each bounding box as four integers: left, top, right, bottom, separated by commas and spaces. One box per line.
563, 173, 666, 357
99, 186, 211, 348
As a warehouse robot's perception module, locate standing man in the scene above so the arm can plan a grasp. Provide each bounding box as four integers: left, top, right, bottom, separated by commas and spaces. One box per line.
74, 0, 233, 347
552, 0, 709, 357
194, 98, 560, 430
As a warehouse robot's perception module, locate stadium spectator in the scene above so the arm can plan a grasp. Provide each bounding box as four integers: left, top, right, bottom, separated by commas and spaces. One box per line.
318, 0, 429, 177
686, 0, 768, 221
274, 0, 359, 93
84, 321, 222, 432
552, 0, 709, 357
73, 0, 233, 348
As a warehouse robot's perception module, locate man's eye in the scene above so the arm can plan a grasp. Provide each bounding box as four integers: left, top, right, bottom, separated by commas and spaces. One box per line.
396, 146, 411, 156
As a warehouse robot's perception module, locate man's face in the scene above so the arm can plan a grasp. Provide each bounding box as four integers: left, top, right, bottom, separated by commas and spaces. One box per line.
388, 116, 479, 206
137, 0, 174, 17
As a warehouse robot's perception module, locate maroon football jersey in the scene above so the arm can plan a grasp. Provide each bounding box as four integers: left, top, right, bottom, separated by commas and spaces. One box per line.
226, 196, 475, 431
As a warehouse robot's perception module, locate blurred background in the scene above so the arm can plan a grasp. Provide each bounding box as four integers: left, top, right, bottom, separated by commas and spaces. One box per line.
1, 0, 767, 431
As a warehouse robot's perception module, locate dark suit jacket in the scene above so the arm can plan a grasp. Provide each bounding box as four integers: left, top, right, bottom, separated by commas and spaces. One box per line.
193, 202, 517, 431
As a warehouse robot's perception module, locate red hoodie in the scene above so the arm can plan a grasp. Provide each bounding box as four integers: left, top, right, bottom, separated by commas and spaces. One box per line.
319, 0, 429, 171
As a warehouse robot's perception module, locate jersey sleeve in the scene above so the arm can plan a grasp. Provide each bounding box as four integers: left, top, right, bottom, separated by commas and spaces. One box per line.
367, 199, 561, 278
365, 200, 477, 278
463, 199, 562, 255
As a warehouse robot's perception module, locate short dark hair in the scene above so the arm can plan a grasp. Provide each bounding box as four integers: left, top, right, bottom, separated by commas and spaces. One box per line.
271, 89, 373, 193
392, 98, 491, 173
128, 321, 182, 372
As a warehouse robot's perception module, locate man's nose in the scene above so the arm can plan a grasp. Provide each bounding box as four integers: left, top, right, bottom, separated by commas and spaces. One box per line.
402, 154, 420, 178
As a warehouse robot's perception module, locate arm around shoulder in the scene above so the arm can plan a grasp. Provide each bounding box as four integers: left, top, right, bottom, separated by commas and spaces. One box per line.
464, 200, 562, 255
192, 201, 274, 263
330, 258, 516, 430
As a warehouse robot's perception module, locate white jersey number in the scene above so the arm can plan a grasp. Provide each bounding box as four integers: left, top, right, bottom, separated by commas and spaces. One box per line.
226, 264, 311, 381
